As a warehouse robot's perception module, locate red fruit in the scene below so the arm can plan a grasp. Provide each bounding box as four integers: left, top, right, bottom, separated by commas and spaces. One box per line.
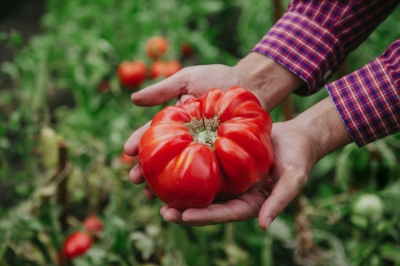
97, 80, 110, 93
150, 61, 167, 79
83, 216, 103, 234
120, 152, 138, 165
146, 36, 169, 60
138, 86, 274, 210
150, 60, 181, 79
117, 61, 147, 89
63, 231, 92, 260
181, 42, 194, 57
165, 60, 182, 77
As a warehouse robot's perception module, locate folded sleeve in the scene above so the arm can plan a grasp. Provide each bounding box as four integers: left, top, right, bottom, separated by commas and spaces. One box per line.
326, 39, 400, 147
253, 0, 399, 94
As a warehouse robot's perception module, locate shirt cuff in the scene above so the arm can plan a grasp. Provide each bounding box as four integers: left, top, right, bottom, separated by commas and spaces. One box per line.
252, 11, 345, 95
326, 41, 400, 147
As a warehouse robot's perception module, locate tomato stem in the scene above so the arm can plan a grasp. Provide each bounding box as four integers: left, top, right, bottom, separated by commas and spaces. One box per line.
185, 116, 219, 149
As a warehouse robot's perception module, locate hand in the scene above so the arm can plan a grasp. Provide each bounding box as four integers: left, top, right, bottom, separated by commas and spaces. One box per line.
157, 98, 352, 230
158, 121, 318, 230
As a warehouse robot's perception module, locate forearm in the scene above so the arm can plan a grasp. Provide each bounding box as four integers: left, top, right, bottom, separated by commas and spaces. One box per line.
234, 52, 305, 111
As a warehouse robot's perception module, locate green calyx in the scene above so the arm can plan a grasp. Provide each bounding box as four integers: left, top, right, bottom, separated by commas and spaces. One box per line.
185, 116, 219, 149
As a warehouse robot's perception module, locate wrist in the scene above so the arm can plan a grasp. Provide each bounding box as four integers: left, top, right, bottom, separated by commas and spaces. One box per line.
292, 97, 353, 162
233, 52, 305, 112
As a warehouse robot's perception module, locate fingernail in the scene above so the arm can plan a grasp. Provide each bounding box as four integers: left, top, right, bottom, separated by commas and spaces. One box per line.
265, 217, 272, 230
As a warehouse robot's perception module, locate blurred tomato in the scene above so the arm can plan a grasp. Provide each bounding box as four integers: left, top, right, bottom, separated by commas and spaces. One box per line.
120, 152, 138, 165
97, 80, 110, 93
149, 60, 167, 79
117, 61, 147, 89
150, 60, 181, 79
165, 60, 182, 77
83, 215, 103, 234
146, 36, 168, 60
181, 42, 194, 57
63, 231, 92, 260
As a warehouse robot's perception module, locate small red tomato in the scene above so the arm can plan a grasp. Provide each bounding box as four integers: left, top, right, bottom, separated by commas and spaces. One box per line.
181, 42, 194, 57
97, 80, 110, 93
146, 36, 169, 60
165, 60, 182, 77
117, 61, 147, 89
150, 61, 167, 79
63, 231, 92, 260
150, 60, 181, 79
83, 215, 103, 234
120, 152, 138, 165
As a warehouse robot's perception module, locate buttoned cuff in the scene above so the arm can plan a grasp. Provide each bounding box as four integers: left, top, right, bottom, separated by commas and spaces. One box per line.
252, 12, 345, 95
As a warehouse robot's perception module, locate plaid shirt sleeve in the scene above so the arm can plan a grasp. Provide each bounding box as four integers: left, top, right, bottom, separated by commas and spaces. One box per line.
253, 0, 400, 146
326, 40, 400, 147
252, 0, 399, 94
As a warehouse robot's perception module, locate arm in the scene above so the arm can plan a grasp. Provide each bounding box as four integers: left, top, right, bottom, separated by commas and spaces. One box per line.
254, 0, 399, 95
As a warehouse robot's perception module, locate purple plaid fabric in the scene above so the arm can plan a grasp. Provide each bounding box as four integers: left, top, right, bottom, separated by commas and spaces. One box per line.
253, 0, 400, 146
326, 40, 400, 147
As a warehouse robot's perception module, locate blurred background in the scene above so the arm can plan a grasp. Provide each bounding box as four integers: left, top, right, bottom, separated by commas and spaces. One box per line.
0, 0, 399, 265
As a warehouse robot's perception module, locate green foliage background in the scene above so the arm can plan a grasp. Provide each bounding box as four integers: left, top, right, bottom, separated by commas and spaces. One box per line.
0, 0, 399, 265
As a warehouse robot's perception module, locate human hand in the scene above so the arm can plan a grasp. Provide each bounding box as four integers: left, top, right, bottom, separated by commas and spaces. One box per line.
157, 97, 352, 230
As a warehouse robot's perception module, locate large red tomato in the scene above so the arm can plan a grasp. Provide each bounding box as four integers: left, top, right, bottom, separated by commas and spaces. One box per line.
63, 231, 92, 260
138, 86, 273, 210
117, 61, 147, 89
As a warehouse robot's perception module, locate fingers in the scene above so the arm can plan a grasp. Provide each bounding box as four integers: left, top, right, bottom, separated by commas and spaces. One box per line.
131, 71, 189, 106
129, 164, 144, 184
124, 121, 151, 156
258, 171, 307, 230
159, 181, 269, 226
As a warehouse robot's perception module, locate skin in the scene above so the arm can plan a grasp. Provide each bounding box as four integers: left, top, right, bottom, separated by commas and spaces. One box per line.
124, 52, 353, 230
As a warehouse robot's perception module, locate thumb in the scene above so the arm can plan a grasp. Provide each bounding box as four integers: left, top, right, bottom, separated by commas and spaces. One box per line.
131, 70, 189, 106
258, 171, 308, 230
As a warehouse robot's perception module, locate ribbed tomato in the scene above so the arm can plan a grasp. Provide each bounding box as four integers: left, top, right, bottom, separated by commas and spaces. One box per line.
138, 86, 273, 210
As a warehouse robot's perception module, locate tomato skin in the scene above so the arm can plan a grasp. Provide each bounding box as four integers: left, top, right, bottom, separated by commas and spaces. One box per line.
119, 152, 138, 165
63, 231, 92, 260
117, 61, 147, 89
146, 36, 168, 60
83, 215, 103, 234
138, 86, 273, 210
165, 60, 181, 77
150, 60, 182, 79
150, 61, 167, 79
181, 42, 193, 57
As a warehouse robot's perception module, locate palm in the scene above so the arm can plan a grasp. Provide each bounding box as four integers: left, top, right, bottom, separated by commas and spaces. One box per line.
159, 122, 317, 229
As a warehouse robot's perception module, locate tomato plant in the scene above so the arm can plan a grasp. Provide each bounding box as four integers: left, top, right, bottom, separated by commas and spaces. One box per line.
145, 36, 169, 60
117, 61, 147, 89
83, 215, 103, 234
138, 86, 274, 210
63, 231, 92, 260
